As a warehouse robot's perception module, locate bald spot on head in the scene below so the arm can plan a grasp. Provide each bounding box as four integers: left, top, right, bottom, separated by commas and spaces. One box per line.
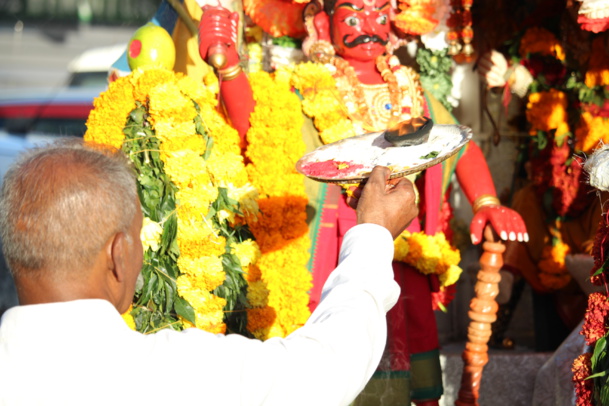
0, 140, 137, 281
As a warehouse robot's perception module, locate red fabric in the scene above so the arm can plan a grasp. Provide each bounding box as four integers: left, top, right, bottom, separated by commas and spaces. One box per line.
385, 262, 440, 370
308, 185, 342, 312
331, 165, 444, 372
424, 163, 443, 235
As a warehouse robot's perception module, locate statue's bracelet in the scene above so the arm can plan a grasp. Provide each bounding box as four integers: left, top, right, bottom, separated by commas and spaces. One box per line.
473, 194, 500, 213
218, 64, 242, 81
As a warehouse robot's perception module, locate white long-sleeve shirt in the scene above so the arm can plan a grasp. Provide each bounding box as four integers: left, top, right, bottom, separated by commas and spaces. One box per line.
0, 224, 399, 406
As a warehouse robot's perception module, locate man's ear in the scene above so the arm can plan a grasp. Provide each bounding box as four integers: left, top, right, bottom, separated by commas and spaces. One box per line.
106, 232, 127, 283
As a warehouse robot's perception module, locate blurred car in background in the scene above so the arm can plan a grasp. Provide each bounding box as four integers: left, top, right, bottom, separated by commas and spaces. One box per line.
0, 86, 100, 314
66, 44, 126, 88
0, 86, 99, 180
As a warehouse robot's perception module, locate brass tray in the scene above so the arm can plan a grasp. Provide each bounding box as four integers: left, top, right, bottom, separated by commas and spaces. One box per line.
295, 124, 472, 184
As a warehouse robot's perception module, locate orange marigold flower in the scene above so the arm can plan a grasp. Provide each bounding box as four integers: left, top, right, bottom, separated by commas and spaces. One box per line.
585, 37, 609, 88
581, 292, 609, 345
526, 89, 568, 133
394, 1, 438, 36
247, 306, 277, 333
520, 27, 566, 60
572, 352, 593, 406
575, 112, 609, 153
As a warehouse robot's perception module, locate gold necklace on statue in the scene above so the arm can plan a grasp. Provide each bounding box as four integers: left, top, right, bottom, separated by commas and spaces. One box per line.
330, 54, 404, 131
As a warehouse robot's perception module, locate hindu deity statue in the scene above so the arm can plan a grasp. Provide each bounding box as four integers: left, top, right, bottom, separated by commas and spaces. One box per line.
197, 0, 527, 404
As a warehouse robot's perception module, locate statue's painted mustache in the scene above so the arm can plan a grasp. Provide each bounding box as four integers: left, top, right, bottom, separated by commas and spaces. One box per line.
343, 34, 389, 48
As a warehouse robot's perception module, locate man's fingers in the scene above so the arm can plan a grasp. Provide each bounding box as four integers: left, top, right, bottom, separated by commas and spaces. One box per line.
367, 166, 391, 188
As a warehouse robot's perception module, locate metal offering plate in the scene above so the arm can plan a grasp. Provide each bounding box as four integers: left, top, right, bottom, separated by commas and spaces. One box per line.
295, 124, 472, 184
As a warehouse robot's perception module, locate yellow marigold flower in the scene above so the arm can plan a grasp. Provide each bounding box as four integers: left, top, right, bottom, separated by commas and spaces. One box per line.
273, 64, 295, 89
526, 89, 568, 133
140, 217, 163, 252
206, 152, 249, 186
291, 62, 337, 93
162, 151, 210, 189
148, 82, 198, 127
538, 241, 571, 290
84, 75, 135, 149
177, 183, 218, 216
224, 183, 260, 217
176, 73, 209, 105
155, 121, 200, 148
177, 255, 225, 289
320, 119, 357, 144
395, 232, 461, 284
575, 112, 609, 153
404, 232, 439, 274
178, 230, 226, 259
121, 305, 136, 330
194, 310, 226, 334
247, 280, 269, 307
394, 233, 411, 262
177, 276, 227, 331
202, 71, 220, 97
130, 67, 177, 103
438, 264, 463, 287
519, 27, 566, 61
247, 42, 264, 73
231, 239, 262, 268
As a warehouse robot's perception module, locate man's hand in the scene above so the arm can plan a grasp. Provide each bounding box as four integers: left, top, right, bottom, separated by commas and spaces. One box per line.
346, 166, 418, 239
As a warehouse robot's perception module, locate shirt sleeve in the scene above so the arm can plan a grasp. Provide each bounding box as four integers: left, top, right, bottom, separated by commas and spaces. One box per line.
239, 223, 400, 406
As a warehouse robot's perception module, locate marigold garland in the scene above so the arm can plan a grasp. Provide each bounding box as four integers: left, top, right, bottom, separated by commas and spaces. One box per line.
84, 67, 262, 336
244, 68, 313, 340
393, 230, 463, 310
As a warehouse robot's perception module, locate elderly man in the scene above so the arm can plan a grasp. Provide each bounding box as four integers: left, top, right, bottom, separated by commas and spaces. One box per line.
0, 138, 417, 405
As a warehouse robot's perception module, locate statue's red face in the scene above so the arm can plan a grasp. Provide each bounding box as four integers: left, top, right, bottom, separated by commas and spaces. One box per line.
330, 0, 391, 62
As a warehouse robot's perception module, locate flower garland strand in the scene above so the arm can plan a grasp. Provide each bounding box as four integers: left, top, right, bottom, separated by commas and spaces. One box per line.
244, 68, 313, 339
84, 67, 261, 336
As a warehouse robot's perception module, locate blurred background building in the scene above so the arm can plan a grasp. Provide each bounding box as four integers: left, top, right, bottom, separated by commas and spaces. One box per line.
0, 0, 157, 89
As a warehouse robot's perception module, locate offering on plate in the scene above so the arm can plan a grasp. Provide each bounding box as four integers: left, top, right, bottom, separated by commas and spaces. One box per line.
383, 116, 434, 147
296, 123, 472, 184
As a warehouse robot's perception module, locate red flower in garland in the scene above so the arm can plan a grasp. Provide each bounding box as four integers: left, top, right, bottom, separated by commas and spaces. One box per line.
431, 284, 457, 311
530, 142, 594, 217
590, 217, 609, 286
581, 292, 609, 345
572, 352, 594, 406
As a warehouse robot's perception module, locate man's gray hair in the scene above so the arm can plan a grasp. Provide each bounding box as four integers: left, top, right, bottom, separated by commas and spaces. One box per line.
0, 138, 138, 278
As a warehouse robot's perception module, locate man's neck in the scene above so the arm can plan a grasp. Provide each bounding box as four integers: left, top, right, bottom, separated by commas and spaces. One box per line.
342, 57, 384, 85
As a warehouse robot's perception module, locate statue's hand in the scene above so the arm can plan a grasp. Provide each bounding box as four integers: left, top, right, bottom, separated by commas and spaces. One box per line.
469, 205, 528, 245
198, 5, 240, 68
477, 50, 509, 88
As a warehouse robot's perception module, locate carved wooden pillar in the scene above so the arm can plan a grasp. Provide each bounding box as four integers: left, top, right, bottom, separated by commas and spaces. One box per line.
455, 240, 505, 406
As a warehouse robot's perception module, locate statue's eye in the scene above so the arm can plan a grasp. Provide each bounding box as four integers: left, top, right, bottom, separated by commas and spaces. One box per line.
377, 14, 388, 25
346, 16, 359, 26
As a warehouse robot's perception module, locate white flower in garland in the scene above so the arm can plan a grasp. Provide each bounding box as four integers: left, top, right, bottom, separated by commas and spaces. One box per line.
140, 217, 163, 252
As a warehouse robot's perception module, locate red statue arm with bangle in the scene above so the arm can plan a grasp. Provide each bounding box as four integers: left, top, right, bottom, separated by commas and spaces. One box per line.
456, 142, 528, 244
198, 5, 254, 151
